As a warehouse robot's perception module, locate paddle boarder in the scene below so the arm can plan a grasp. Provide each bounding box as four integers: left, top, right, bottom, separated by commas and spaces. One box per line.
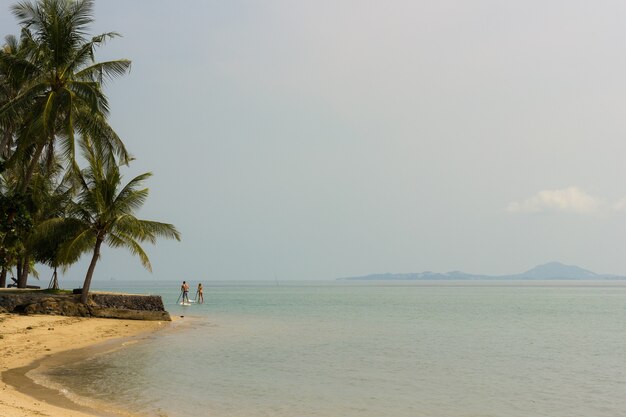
181, 281, 190, 304
197, 283, 204, 303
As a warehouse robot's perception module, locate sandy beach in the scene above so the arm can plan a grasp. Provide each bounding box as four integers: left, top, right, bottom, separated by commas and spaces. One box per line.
0, 313, 169, 417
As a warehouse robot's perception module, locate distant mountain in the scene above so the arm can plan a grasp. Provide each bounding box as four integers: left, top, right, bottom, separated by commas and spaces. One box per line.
508, 262, 601, 280
339, 262, 626, 280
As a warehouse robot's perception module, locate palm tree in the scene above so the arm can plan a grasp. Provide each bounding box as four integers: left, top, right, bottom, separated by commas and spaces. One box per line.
0, 163, 33, 288
24, 159, 74, 288
61, 138, 180, 303
0, 0, 131, 192
0, 34, 35, 286
0, 34, 29, 161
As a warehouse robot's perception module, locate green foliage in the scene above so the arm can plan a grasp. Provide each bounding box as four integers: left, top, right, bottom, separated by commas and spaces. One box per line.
0, 192, 33, 234
25, 163, 75, 268
0, 0, 131, 191
0, 1, 180, 290
61, 137, 180, 301
61, 137, 181, 271
0, 191, 33, 268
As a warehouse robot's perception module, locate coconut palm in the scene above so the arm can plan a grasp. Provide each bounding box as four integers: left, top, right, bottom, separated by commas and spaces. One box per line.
0, 34, 36, 286
0, 34, 29, 161
0, 0, 131, 191
23, 159, 74, 288
61, 138, 180, 303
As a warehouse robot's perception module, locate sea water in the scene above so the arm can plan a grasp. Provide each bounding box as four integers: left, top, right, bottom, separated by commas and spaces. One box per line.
43, 281, 626, 417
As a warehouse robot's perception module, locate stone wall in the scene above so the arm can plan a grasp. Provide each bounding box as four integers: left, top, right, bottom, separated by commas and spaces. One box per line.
90, 293, 165, 311
0, 291, 171, 321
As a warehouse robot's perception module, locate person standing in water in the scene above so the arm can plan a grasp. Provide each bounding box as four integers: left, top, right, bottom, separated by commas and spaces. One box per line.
181, 281, 190, 303
197, 283, 204, 303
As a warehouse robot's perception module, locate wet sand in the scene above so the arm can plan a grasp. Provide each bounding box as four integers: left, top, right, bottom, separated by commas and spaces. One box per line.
0, 313, 170, 417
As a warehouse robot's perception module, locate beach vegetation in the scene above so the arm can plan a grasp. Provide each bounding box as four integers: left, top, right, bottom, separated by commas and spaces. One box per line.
27, 160, 75, 288
59, 138, 180, 303
0, 0, 180, 294
0, 0, 130, 190
0, 176, 33, 288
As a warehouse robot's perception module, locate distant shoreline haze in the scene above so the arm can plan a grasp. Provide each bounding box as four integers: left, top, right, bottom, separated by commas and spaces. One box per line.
339, 262, 626, 280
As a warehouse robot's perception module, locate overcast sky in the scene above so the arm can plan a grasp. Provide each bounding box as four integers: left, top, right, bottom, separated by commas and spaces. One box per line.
3, 0, 626, 281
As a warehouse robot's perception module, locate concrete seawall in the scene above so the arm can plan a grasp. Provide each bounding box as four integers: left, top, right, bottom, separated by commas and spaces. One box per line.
0, 290, 171, 321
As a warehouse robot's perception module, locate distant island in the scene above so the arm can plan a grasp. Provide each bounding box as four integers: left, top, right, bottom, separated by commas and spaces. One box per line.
339, 262, 626, 280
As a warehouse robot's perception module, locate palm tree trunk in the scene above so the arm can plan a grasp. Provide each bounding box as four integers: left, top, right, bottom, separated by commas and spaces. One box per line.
0, 266, 7, 288
49, 267, 59, 290
81, 237, 103, 304
17, 255, 29, 288
16, 260, 22, 287
0, 129, 12, 159
20, 142, 46, 193
0, 247, 7, 288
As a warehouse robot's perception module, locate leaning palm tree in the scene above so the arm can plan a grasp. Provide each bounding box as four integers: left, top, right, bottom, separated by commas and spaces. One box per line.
61, 138, 180, 303
0, 0, 131, 191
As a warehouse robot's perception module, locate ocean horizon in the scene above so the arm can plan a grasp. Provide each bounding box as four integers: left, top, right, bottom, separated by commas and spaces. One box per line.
35, 280, 626, 417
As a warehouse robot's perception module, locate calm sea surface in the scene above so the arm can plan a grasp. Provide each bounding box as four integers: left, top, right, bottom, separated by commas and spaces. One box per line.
41, 281, 626, 417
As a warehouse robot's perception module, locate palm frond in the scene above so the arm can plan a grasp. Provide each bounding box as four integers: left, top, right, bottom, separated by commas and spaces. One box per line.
58, 225, 95, 264
68, 0, 95, 35
11, 1, 39, 27
76, 111, 130, 164
113, 172, 151, 210
75, 59, 131, 84
0, 48, 40, 85
137, 219, 181, 241
115, 215, 181, 244
107, 231, 152, 271
63, 32, 122, 78
68, 80, 102, 113
0, 82, 48, 129
60, 88, 75, 163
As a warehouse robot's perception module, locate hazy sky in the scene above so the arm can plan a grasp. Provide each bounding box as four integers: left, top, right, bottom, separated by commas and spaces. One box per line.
3, 0, 626, 281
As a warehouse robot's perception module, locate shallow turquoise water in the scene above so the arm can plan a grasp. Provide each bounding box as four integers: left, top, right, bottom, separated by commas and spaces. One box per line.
46, 281, 626, 417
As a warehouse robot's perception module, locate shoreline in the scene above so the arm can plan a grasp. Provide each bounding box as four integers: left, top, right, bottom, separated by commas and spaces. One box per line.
0, 313, 175, 417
